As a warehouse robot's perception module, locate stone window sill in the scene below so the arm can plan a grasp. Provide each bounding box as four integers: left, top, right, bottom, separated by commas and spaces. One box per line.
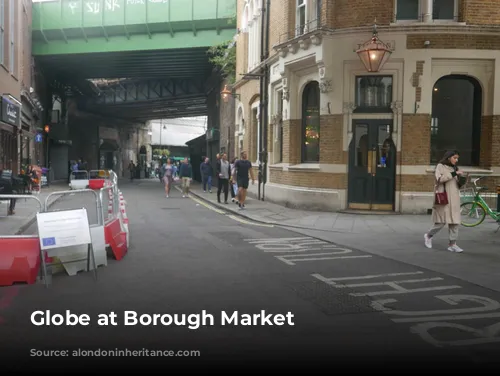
286, 163, 321, 171
390, 21, 466, 26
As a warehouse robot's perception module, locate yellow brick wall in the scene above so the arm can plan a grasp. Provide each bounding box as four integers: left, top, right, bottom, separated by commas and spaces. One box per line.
400, 114, 431, 165
269, 168, 346, 189
407, 34, 500, 50
319, 115, 345, 164
334, 0, 394, 28
460, 0, 500, 25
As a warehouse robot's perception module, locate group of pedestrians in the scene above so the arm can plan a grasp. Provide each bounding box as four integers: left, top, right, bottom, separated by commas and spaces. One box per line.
159, 157, 194, 198
200, 151, 254, 210
159, 150, 254, 210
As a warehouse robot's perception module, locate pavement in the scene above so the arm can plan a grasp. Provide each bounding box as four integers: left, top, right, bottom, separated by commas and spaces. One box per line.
0, 178, 500, 370
186, 180, 500, 294
0, 181, 72, 236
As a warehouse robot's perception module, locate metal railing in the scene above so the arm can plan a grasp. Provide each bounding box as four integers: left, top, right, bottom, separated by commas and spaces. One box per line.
0, 194, 43, 235
44, 189, 101, 225
277, 18, 333, 46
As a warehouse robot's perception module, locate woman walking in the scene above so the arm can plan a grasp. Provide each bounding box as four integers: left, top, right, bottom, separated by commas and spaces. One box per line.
162, 158, 176, 198
424, 150, 465, 253
229, 157, 238, 204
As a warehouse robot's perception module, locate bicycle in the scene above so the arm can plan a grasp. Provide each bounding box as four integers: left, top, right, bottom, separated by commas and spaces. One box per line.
460, 175, 500, 227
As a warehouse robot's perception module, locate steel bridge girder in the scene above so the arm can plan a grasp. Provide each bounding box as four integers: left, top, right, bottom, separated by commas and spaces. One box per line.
95, 78, 205, 105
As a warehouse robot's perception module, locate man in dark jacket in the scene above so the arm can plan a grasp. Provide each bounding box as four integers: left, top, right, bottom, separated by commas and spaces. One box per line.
0, 170, 19, 215
179, 158, 193, 197
200, 157, 213, 193
216, 153, 231, 204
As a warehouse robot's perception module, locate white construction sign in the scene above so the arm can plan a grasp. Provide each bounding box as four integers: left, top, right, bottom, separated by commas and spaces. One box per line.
37, 208, 92, 251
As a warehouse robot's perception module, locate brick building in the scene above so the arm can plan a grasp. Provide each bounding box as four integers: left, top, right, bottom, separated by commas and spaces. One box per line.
0, 0, 41, 174
234, 0, 500, 213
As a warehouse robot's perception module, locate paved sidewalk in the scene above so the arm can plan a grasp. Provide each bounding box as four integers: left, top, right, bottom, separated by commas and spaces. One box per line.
0, 181, 73, 236
183, 180, 500, 293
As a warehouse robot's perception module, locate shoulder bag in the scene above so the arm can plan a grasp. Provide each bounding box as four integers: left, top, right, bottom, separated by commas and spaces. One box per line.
434, 176, 448, 205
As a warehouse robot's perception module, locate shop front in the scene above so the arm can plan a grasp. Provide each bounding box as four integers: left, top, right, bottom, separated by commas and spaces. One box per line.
0, 95, 21, 173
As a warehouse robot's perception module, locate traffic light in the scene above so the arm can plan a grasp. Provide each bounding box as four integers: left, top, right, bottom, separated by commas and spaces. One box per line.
44, 125, 50, 133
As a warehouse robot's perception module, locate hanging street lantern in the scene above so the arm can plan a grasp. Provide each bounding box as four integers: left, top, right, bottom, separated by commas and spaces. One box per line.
220, 84, 240, 103
356, 23, 393, 72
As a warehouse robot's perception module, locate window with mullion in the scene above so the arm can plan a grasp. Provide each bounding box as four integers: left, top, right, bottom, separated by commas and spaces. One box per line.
433, 0, 455, 20
296, 0, 306, 35
396, 0, 420, 21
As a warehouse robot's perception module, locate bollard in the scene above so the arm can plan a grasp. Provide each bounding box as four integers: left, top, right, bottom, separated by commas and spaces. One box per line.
497, 186, 500, 213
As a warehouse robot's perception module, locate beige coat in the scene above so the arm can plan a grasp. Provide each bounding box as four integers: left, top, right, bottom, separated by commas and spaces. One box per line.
432, 163, 461, 224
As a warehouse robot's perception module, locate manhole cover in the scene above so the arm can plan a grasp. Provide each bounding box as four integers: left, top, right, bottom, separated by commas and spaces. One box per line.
291, 280, 376, 316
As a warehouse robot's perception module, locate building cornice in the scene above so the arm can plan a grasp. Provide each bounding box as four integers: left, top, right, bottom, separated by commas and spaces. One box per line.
273, 24, 500, 52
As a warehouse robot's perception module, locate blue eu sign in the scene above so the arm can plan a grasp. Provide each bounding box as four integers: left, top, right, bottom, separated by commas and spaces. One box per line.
35, 134, 43, 143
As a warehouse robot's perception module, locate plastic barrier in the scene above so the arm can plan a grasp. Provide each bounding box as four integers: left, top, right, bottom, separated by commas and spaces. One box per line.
118, 191, 130, 246
43, 189, 107, 276
69, 170, 89, 190
99, 172, 128, 260
88, 170, 111, 190
0, 195, 43, 286
104, 218, 128, 261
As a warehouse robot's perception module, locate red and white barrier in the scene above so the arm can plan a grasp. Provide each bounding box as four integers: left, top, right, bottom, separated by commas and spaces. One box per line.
0, 237, 42, 286
102, 184, 129, 261
117, 191, 130, 246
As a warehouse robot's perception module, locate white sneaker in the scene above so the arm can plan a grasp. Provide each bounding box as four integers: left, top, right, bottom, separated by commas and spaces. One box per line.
424, 233, 432, 249
448, 244, 463, 253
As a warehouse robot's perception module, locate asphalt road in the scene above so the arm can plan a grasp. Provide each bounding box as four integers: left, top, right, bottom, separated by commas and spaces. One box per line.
1, 180, 500, 371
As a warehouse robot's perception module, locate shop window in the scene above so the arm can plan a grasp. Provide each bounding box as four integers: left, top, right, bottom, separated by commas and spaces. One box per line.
301, 81, 320, 163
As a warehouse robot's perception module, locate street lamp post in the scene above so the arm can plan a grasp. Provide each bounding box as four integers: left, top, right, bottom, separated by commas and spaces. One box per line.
356, 23, 393, 72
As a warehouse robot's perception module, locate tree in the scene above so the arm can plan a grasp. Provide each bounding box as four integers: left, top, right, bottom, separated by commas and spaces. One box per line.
207, 16, 237, 84
208, 40, 236, 84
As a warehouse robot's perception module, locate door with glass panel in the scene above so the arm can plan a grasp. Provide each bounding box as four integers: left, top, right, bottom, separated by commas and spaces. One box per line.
348, 120, 396, 211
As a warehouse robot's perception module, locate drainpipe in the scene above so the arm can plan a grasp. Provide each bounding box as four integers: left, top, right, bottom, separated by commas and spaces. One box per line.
261, 0, 271, 201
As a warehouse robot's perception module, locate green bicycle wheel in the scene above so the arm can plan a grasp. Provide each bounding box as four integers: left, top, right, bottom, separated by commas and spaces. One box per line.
460, 201, 487, 227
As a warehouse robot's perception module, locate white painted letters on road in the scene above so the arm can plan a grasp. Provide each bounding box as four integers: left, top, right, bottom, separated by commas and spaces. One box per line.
312, 272, 461, 297
244, 237, 372, 265
410, 321, 500, 347
372, 295, 500, 316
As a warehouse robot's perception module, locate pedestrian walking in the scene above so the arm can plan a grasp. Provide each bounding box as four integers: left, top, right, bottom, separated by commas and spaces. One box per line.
128, 160, 135, 181
216, 153, 230, 204
179, 157, 193, 197
424, 150, 466, 253
232, 151, 254, 210
200, 157, 213, 193
162, 158, 176, 198
229, 157, 238, 204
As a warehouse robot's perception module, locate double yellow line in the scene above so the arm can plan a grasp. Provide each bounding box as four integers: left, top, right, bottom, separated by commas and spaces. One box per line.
175, 186, 273, 227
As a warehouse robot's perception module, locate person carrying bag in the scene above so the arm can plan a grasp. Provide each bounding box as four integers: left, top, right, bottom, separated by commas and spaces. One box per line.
424, 150, 465, 253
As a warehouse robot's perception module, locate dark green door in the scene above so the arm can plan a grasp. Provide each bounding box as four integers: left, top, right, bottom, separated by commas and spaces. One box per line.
348, 119, 396, 211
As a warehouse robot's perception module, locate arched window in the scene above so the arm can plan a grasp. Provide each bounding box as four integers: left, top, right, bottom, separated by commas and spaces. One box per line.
301, 81, 320, 162
431, 75, 482, 166
243, 0, 261, 71
242, 5, 249, 31
237, 107, 244, 133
